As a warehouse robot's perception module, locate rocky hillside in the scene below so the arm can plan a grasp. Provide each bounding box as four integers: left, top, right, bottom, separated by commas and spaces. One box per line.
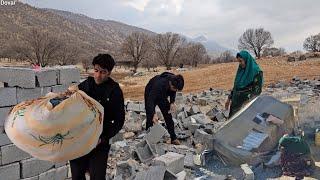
0, 2, 155, 58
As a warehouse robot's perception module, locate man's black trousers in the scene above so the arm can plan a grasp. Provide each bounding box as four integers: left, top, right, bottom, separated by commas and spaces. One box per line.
70, 144, 110, 180
144, 97, 177, 140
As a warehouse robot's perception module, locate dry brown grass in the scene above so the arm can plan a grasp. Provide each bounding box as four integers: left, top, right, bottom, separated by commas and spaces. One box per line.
117, 57, 320, 100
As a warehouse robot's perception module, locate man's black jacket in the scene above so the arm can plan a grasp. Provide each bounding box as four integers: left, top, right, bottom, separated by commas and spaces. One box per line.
145, 72, 176, 116
78, 76, 125, 145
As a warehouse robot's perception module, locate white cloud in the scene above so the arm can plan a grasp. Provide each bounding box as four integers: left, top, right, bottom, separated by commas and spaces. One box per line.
121, 0, 150, 11
122, 0, 185, 15
172, 0, 184, 14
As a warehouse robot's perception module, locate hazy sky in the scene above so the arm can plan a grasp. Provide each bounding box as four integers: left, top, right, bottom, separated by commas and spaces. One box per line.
22, 0, 320, 52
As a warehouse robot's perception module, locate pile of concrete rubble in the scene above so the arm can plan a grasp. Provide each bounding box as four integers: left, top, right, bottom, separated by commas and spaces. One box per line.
105, 76, 320, 180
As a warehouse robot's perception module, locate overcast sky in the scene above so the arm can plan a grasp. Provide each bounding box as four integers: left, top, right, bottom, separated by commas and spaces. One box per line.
22, 0, 320, 52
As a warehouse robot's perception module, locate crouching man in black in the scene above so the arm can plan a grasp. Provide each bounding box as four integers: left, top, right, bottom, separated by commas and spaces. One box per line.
70, 54, 125, 180
144, 72, 184, 145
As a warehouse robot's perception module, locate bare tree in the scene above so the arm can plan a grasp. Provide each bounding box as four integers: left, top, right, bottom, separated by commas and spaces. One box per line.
219, 50, 235, 63
82, 59, 91, 72
152, 32, 186, 70
141, 54, 158, 71
55, 43, 80, 65
202, 54, 211, 64
303, 33, 320, 52
121, 32, 150, 73
11, 28, 62, 66
183, 42, 207, 67
238, 28, 274, 59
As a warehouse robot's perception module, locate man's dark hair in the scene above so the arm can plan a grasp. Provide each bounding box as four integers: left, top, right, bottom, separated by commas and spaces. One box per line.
92, 54, 115, 72
171, 74, 184, 91
236, 53, 242, 59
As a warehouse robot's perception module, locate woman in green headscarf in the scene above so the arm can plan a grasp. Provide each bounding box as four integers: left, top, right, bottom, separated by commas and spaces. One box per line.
225, 50, 264, 118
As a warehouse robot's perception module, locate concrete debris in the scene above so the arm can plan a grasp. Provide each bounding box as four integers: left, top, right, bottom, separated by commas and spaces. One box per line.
123, 132, 136, 139
64, 77, 320, 179
193, 129, 214, 150
116, 159, 138, 179
7, 67, 320, 179
189, 114, 212, 125
240, 164, 254, 180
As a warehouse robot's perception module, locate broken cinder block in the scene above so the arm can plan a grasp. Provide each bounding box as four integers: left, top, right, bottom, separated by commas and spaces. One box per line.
134, 140, 155, 163
144, 124, 167, 144
153, 152, 185, 174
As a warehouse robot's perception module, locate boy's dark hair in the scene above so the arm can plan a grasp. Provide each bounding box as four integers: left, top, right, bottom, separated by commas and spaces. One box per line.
92, 54, 115, 72
171, 74, 184, 91
236, 53, 242, 59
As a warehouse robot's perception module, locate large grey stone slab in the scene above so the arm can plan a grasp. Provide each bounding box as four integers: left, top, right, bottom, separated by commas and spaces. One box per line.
0, 88, 17, 107
0, 162, 20, 180
153, 152, 185, 174
57, 67, 80, 85
35, 69, 57, 87
213, 95, 295, 166
20, 158, 54, 178
1, 144, 31, 165
0, 67, 36, 88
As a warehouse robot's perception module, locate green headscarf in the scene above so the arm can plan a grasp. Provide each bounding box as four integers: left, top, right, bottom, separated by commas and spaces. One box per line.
279, 135, 310, 154
234, 50, 263, 90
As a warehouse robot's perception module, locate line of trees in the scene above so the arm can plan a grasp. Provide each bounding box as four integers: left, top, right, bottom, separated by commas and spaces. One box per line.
1, 28, 83, 67
238, 27, 320, 58
1, 26, 319, 71
0, 28, 211, 72
121, 32, 209, 72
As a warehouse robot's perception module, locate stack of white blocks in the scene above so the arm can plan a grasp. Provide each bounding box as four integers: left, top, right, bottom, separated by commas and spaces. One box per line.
0, 66, 80, 180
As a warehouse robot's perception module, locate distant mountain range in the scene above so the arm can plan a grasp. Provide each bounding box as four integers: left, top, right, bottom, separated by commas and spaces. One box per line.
191, 35, 237, 57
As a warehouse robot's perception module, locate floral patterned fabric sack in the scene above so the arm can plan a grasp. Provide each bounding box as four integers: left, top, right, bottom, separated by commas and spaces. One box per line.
4, 90, 104, 162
